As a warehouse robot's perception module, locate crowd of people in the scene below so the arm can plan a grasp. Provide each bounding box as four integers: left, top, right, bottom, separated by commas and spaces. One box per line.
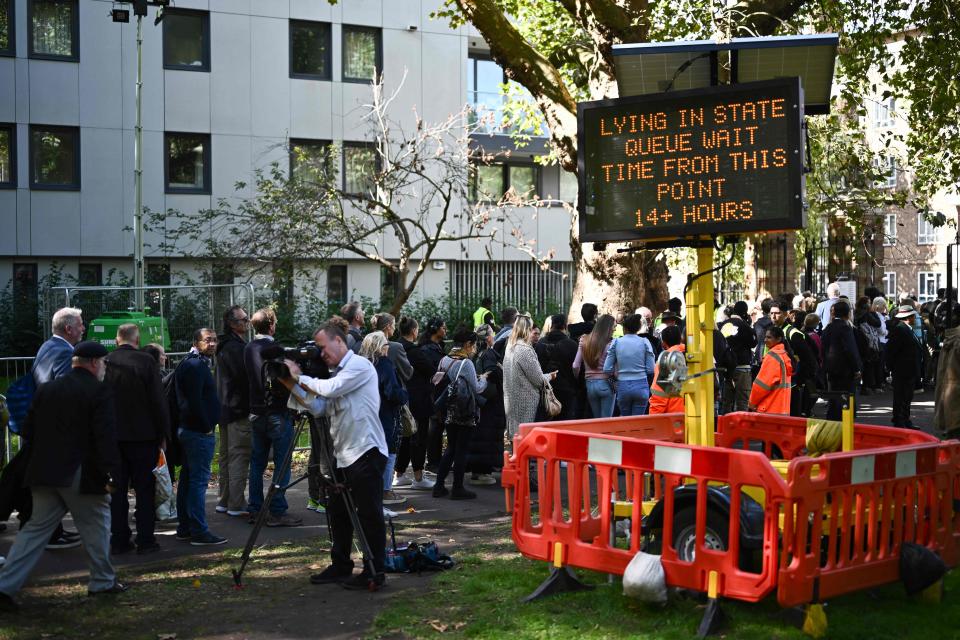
0, 282, 950, 608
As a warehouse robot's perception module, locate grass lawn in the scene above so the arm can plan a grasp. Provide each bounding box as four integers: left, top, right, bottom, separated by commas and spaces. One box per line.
371, 523, 960, 640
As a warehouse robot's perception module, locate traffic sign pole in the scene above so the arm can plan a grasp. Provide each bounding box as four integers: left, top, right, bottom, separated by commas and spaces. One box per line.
683, 244, 716, 446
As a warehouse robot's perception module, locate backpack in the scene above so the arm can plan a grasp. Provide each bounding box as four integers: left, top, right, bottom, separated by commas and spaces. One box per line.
444, 359, 476, 426
384, 519, 455, 573
5, 374, 36, 435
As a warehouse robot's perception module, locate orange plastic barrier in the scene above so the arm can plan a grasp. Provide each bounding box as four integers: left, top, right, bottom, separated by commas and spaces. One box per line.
503, 415, 960, 607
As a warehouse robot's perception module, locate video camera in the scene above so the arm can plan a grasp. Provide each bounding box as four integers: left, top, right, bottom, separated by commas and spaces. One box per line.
260, 341, 322, 382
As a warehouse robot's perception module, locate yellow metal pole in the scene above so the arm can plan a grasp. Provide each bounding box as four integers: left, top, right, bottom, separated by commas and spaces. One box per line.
841, 394, 855, 452
683, 245, 716, 447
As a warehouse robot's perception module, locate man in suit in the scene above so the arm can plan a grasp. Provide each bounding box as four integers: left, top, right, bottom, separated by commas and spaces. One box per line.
25, 307, 87, 550
103, 324, 170, 554
0, 341, 125, 612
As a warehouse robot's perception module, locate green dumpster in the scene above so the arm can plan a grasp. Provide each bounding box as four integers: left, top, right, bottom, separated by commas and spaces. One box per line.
88, 311, 171, 351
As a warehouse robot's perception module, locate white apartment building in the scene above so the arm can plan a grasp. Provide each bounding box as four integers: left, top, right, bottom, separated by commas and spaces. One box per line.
0, 0, 576, 328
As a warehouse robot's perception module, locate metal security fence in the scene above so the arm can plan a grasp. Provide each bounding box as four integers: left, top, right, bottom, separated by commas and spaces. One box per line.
451, 260, 575, 318
45, 284, 256, 353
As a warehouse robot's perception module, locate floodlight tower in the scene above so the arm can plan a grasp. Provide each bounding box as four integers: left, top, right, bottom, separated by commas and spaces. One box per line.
110, 0, 168, 310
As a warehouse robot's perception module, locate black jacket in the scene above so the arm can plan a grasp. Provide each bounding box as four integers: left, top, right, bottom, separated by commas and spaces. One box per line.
104, 344, 171, 443
175, 354, 220, 433
885, 320, 922, 379
784, 322, 817, 382
405, 339, 445, 421
568, 321, 595, 342
469, 346, 506, 471
821, 319, 863, 380
244, 337, 290, 415
719, 317, 757, 366
216, 331, 249, 424
22, 368, 120, 494
753, 316, 772, 366
534, 331, 579, 399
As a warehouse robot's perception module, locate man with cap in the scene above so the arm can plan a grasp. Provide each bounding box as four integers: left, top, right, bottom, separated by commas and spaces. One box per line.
886, 304, 924, 428
0, 341, 125, 612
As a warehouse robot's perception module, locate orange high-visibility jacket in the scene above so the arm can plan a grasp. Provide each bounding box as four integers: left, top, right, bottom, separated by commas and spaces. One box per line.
749, 342, 794, 414
649, 344, 686, 414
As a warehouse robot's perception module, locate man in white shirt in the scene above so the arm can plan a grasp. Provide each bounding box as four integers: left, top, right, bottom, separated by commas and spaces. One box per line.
282, 322, 387, 590
815, 282, 841, 330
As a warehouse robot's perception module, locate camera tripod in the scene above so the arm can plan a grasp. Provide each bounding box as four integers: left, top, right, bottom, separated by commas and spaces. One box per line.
231, 412, 380, 591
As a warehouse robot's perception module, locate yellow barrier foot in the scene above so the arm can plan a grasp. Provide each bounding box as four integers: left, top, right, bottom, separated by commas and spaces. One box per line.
801, 603, 828, 638
522, 567, 594, 603
920, 579, 944, 604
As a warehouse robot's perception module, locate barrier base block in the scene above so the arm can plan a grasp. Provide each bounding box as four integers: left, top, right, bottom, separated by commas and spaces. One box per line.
696, 598, 727, 637
801, 604, 828, 638
920, 579, 944, 604
522, 566, 594, 603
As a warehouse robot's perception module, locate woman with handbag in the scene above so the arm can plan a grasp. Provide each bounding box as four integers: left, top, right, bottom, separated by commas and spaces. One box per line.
503, 315, 557, 444
432, 329, 488, 499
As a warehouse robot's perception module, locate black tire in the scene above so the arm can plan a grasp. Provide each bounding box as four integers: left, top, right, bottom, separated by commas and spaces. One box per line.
672, 506, 729, 562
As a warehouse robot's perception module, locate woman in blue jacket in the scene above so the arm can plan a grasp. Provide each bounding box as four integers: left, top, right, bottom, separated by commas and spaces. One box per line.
604, 313, 656, 416
360, 331, 409, 509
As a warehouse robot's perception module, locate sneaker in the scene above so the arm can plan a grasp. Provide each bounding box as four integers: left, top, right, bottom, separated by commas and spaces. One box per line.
46, 534, 82, 550
88, 581, 129, 596
215, 505, 228, 514
340, 572, 385, 591
392, 474, 413, 488
306, 498, 322, 511
314, 503, 326, 514
410, 477, 434, 490
467, 473, 497, 486
190, 532, 228, 546
383, 507, 399, 518
265, 513, 303, 528
422, 469, 438, 480
432, 484, 449, 498
451, 487, 477, 500
227, 510, 250, 517
309, 565, 353, 585
382, 491, 407, 505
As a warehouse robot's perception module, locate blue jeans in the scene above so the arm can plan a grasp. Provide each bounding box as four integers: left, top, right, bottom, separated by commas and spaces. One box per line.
586, 379, 616, 418
248, 412, 293, 516
176, 428, 216, 537
616, 378, 650, 416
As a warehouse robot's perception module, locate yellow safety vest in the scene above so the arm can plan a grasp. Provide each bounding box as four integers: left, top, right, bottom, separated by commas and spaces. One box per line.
473, 306, 491, 329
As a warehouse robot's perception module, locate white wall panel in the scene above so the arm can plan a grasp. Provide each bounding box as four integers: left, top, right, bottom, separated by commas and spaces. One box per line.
251, 136, 288, 173
14, 58, 28, 122
211, 134, 252, 198
79, 4, 122, 129
31, 192, 81, 255
16, 189, 30, 254
163, 193, 213, 256
80, 127, 124, 255
134, 129, 166, 258
250, 0, 288, 19
384, 1, 420, 31
29, 61, 79, 125
341, 0, 382, 27
0, 192, 17, 254
250, 16, 290, 137
421, 0, 460, 35
210, 0, 249, 14
419, 33, 463, 123
210, 11, 251, 135
341, 82, 372, 140
164, 71, 211, 132
290, 81, 333, 139
0, 60, 15, 121
289, 0, 334, 22
382, 29, 421, 131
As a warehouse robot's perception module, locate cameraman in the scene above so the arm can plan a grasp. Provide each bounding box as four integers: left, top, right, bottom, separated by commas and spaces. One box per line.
243, 308, 302, 528
281, 321, 388, 590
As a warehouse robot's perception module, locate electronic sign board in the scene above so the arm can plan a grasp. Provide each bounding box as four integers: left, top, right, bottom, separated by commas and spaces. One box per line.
577, 78, 805, 243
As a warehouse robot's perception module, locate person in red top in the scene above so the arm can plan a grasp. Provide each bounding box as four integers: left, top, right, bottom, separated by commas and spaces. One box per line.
649, 326, 686, 414
749, 327, 794, 415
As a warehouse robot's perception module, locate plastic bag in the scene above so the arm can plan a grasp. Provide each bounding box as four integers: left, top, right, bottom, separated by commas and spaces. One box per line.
622, 551, 668, 603
153, 449, 177, 521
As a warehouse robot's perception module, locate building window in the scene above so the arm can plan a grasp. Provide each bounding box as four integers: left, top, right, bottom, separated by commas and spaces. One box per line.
558, 169, 578, 205
29, 0, 77, 61
918, 272, 943, 303
146, 262, 171, 286
469, 161, 540, 202
882, 271, 897, 300
163, 9, 209, 71
0, 0, 14, 56
290, 139, 332, 183
874, 156, 897, 189
342, 142, 377, 196
78, 263, 102, 286
327, 265, 347, 304
30, 125, 80, 189
874, 96, 896, 128
380, 265, 401, 305
289, 20, 331, 80
165, 132, 210, 194
882, 213, 897, 246
918, 213, 939, 245
468, 54, 504, 132
342, 26, 380, 83
0, 123, 14, 187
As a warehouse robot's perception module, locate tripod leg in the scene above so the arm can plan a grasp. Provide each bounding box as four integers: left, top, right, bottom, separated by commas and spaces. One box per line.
231, 415, 308, 587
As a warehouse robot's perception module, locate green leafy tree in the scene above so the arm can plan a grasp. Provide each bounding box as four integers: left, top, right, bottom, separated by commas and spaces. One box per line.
433, 0, 960, 309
